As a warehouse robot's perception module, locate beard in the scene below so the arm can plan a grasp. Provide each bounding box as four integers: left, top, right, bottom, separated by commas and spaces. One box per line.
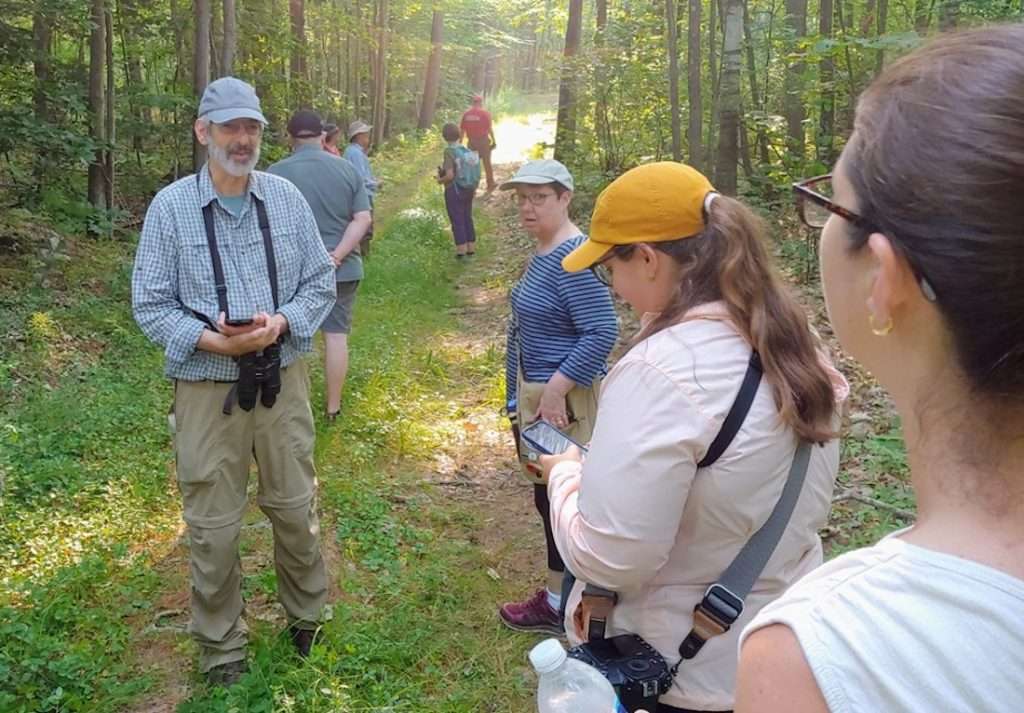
207, 140, 260, 177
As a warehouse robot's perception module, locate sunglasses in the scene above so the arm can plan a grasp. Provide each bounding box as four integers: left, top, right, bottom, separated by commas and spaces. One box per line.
793, 174, 938, 303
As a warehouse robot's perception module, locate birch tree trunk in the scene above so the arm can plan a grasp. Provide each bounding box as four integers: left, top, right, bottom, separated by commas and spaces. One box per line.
716, 0, 742, 195
666, 0, 682, 161
686, 0, 703, 170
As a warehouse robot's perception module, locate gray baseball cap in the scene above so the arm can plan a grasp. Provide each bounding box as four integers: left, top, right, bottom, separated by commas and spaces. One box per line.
198, 77, 268, 125
347, 120, 372, 140
499, 159, 574, 192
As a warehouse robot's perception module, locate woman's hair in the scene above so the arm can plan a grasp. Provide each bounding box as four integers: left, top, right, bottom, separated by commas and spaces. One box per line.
630, 197, 838, 442
442, 123, 460, 142
848, 25, 1024, 404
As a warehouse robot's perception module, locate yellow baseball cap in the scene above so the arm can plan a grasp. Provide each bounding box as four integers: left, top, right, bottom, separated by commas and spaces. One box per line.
562, 162, 716, 273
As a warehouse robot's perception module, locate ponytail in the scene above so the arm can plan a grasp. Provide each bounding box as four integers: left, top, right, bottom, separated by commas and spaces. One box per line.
635, 196, 837, 442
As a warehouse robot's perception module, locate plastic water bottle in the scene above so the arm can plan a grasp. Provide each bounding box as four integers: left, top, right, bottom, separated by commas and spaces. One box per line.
530, 638, 628, 713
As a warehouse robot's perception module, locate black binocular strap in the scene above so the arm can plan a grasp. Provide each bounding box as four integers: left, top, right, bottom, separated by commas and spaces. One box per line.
200, 196, 280, 320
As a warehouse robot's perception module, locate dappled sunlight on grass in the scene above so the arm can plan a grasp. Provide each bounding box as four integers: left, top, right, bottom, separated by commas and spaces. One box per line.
491, 110, 557, 167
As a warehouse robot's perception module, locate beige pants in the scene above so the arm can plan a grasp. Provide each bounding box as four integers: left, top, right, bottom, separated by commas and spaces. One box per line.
516, 375, 601, 484
174, 359, 327, 672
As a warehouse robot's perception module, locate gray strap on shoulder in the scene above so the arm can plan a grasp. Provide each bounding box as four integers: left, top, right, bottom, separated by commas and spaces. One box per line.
678, 439, 813, 661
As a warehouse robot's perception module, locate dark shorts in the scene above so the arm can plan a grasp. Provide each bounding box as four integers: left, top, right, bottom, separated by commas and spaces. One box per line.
321, 280, 359, 334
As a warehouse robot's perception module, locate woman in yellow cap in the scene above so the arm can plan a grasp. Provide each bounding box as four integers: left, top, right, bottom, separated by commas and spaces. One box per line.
540, 162, 848, 712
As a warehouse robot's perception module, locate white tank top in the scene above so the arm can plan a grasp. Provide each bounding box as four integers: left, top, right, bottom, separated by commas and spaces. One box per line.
740, 534, 1024, 712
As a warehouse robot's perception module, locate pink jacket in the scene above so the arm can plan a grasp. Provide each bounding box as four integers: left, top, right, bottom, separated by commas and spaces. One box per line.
548, 302, 849, 710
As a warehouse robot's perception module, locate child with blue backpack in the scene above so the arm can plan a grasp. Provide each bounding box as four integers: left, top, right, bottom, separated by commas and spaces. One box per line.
437, 122, 480, 259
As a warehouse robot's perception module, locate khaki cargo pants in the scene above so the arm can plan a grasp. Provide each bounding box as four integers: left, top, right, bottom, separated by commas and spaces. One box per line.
174, 359, 327, 673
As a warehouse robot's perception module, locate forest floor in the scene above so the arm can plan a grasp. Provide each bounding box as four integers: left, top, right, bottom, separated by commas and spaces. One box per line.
0, 100, 914, 713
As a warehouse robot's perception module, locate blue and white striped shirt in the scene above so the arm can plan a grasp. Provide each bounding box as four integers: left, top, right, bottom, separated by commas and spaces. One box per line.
505, 235, 619, 406
131, 166, 336, 382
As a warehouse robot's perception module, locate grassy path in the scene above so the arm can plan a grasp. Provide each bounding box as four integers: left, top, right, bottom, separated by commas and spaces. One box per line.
0, 99, 911, 712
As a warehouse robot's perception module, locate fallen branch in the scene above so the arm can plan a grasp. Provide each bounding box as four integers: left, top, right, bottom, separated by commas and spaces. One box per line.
832, 492, 916, 521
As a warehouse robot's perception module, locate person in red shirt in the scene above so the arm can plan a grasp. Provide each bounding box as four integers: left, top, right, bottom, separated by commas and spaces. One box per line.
460, 94, 497, 191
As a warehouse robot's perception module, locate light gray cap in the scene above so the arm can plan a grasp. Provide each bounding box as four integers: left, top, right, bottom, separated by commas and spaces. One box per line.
198, 77, 268, 125
348, 120, 373, 139
499, 159, 574, 192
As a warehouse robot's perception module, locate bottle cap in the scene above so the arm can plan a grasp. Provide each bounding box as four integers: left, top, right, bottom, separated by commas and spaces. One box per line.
529, 638, 567, 674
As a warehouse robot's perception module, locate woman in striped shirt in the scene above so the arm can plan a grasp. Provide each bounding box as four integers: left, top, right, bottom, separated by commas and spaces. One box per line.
497, 159, 619, 634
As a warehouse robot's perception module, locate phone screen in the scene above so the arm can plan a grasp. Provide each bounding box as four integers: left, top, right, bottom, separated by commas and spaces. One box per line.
520, 420, 585, 456
225, 318, 254, 327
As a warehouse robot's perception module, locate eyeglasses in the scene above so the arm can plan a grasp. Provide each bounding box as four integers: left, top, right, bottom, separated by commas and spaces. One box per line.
793, 174, 938, 302
589, 245, 635, 287
514, 191, 556, 207
213, 120, 264, 137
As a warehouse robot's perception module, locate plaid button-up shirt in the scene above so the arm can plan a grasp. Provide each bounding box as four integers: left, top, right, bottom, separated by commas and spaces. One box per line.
132, 166, 336, 382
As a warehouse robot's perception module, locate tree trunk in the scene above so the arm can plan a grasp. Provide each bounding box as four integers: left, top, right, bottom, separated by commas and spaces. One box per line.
666, 0, 682, 161
32, 9, 52, 124
876, 0, 888, 73
371, 0, 388, 145
783, 0, 807, 160
914, 0, 931, 34
193, 0, 210, 170
938, 0, 959, 30
686, 0, 702, 171
554, 0, 583, 161
104, 7, 115, 211
417, 10, 443, 129
716, 0, 742, 195
594, 0, 613, 168
88, 0, 106, 208
290, 0, 308, 105
742, 0, 769, 168
222, 0, 236, 75
818, 0, 835, 165
705, 0, 718, 176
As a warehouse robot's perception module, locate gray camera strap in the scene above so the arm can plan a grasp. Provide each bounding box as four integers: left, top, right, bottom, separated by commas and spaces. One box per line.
578, 350, 814, 672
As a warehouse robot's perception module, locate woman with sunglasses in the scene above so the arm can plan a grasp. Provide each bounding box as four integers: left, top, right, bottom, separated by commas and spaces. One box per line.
736, 26, 1024, 713
539, 162, 847, 712
497, 159, 619, 635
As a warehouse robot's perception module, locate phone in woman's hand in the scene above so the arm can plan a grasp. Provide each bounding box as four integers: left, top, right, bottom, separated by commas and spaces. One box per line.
520, 420, 587, 456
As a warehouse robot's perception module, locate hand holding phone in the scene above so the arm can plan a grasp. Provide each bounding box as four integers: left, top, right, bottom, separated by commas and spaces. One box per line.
225, 318, 254, 327
520, 420, 587, 456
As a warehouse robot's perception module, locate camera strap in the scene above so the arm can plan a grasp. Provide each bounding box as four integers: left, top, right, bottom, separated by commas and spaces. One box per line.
196, 171, 280, 322
195, 172, 281, 415
582, 351, 765, 643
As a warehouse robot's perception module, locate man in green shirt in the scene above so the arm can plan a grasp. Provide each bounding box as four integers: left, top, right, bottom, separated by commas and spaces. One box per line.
268, 110, 372, 418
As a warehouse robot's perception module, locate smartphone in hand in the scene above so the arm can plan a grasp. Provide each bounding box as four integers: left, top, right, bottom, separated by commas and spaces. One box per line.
225, 318, 254, 327
520, 420, 587, 456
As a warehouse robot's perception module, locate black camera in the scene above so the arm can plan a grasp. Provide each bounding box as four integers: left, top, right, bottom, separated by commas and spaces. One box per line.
236, 340, 282, 411
568, 634, 674, 712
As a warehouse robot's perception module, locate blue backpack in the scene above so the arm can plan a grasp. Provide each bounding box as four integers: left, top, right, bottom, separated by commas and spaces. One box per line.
449, 145, 482, 190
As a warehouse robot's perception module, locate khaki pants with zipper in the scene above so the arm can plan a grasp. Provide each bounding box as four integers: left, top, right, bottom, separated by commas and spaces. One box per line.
173, 358, 327, 673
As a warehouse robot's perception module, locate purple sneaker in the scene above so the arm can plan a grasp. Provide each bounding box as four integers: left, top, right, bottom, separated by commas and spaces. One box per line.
499, 588, 564, 635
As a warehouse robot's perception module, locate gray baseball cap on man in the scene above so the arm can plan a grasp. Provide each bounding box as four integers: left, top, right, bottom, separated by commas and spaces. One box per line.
499, 159, 574, 192
198, 77, 268, 125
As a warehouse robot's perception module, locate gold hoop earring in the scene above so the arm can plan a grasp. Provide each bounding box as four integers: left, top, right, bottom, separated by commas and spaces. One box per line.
869, 314, 894, 337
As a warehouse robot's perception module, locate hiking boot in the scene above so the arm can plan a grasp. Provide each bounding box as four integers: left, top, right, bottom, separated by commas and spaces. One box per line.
499, 588, 564, 635
290, 626, 319, 658
206, 659, 248, 687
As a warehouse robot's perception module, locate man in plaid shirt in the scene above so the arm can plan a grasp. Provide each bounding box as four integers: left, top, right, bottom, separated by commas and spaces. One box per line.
131, 77, 335, 686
